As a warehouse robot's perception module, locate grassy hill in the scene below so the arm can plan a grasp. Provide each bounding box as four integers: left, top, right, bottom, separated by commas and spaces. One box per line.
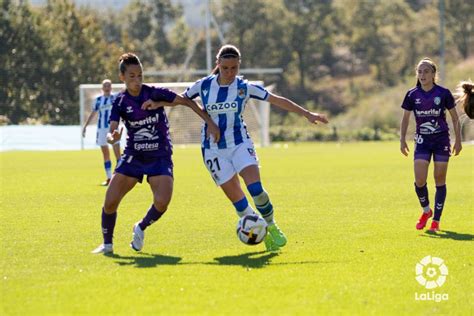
270, 57, 474, 142
332, 57, 474, 141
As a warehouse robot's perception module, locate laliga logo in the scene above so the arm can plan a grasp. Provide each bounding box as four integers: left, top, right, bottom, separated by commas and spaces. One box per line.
415, 256, 449, 302
415, 256, 448, 288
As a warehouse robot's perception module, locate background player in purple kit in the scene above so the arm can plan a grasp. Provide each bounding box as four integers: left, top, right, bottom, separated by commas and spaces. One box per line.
400, 57, 462, 232
92, 53, 220, 254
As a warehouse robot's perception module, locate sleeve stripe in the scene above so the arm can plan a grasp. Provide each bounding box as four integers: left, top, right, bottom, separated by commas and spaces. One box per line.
185, 92, 199, 99
249, 92, 268, 100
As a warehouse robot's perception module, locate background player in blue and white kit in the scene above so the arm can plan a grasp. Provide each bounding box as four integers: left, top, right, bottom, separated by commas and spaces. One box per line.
92, 53, 219, 254
400, 57, 462, 232
183, 45, 328, 251
82, 79, 121, 186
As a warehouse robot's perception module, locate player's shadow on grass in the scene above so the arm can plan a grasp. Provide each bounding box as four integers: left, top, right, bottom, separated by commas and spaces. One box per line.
108, 253, 182, 268
211, 251, 279, 268
423, 230, 474, 241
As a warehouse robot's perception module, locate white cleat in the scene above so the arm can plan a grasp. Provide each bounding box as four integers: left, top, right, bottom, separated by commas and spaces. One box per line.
130, 223, 144, 251
91, 243, 113, 254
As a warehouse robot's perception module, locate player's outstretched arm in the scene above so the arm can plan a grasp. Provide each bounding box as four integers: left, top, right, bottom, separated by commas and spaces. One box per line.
267, 93, 328, 125
141, 99, 179, 110
449, 108, 462, 156
107, 121, 123, 144
140, 95, 220, 143
400, 110, 411, 156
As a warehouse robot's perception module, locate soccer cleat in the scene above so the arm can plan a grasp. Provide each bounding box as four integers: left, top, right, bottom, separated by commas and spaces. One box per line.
130, 223, 144, 251
91, 243, 113, 254
429, 220, 440, 232
267, 223, 287, 247
264, 233, 280, 252
101, 179, 111, 186
416, 209, 433, 230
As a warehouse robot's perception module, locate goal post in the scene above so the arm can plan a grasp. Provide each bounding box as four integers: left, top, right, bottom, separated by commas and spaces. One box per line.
79, 81, 271, 149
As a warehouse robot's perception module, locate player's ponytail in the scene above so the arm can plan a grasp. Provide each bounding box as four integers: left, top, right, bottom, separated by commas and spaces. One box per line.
456, 80, 474, 119
212, 45, 241, 75
415, 57, 437, 87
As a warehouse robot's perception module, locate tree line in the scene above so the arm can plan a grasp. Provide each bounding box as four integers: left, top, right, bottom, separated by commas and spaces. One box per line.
1, 0, 472, 125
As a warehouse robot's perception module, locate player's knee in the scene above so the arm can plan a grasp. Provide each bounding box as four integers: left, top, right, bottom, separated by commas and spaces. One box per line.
434, 175, 446, 186
103, 202, 117, 214
153, 197, 170, 212
103, 195, 120, 213
414, 179, 426, 188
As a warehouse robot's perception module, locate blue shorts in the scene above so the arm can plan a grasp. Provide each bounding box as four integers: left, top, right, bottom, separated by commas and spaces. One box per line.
414, 132, 450, 162
115, 154, 173, 183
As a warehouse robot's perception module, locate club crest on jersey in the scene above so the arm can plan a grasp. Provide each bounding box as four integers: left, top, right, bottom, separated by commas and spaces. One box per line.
238, 88, 246, 99
434, 97, 441, 105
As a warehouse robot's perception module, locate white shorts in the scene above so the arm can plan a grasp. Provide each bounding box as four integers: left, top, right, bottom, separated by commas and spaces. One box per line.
202, 139, 259, 186
96, 128, 120, 147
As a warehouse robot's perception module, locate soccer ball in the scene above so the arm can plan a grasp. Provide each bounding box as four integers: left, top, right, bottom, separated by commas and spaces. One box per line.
236, 214, 268, 245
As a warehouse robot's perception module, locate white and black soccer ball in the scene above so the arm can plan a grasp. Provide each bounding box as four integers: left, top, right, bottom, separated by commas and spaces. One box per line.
236, 214, 268, 245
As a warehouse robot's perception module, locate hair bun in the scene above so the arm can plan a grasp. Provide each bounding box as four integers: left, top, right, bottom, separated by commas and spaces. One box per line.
463, 82, 474, 93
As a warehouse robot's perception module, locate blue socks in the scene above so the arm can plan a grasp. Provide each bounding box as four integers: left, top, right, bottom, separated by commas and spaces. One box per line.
104, 160, 112, 179
247, 182, 274, 224
233, 197, 255, 217
101, 208, 117, 244
139, 204, 164, 231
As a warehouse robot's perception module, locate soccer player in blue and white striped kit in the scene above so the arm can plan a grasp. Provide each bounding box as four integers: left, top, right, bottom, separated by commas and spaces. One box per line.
82, 79, 121, 186
158, 45, 328, 251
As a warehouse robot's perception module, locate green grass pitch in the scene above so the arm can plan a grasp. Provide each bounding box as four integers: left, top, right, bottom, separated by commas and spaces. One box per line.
1, 142, 473, 315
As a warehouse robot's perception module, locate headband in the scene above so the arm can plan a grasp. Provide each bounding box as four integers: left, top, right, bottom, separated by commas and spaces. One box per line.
418, 61, 436, 72
219, 53, 240, 59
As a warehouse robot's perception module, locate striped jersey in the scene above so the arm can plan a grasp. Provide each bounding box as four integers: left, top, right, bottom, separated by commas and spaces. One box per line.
184, 75, 269, 149
92, 94, 115, 130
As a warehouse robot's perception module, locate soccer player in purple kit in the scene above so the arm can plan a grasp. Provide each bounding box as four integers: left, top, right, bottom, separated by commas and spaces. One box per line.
400, 57, 462, 232
92, 53, 220, 254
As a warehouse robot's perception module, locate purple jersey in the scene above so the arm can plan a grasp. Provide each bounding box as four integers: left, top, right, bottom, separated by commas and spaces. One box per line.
110, 84, 177, 158
401, 84, 455, 135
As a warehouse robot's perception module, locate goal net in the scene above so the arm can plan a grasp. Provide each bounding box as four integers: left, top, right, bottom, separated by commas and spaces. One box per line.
79, 82, 270, 149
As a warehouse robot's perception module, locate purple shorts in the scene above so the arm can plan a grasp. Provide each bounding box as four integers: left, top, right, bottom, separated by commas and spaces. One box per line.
414, 132, 450, 162
115, 154, 173, 183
